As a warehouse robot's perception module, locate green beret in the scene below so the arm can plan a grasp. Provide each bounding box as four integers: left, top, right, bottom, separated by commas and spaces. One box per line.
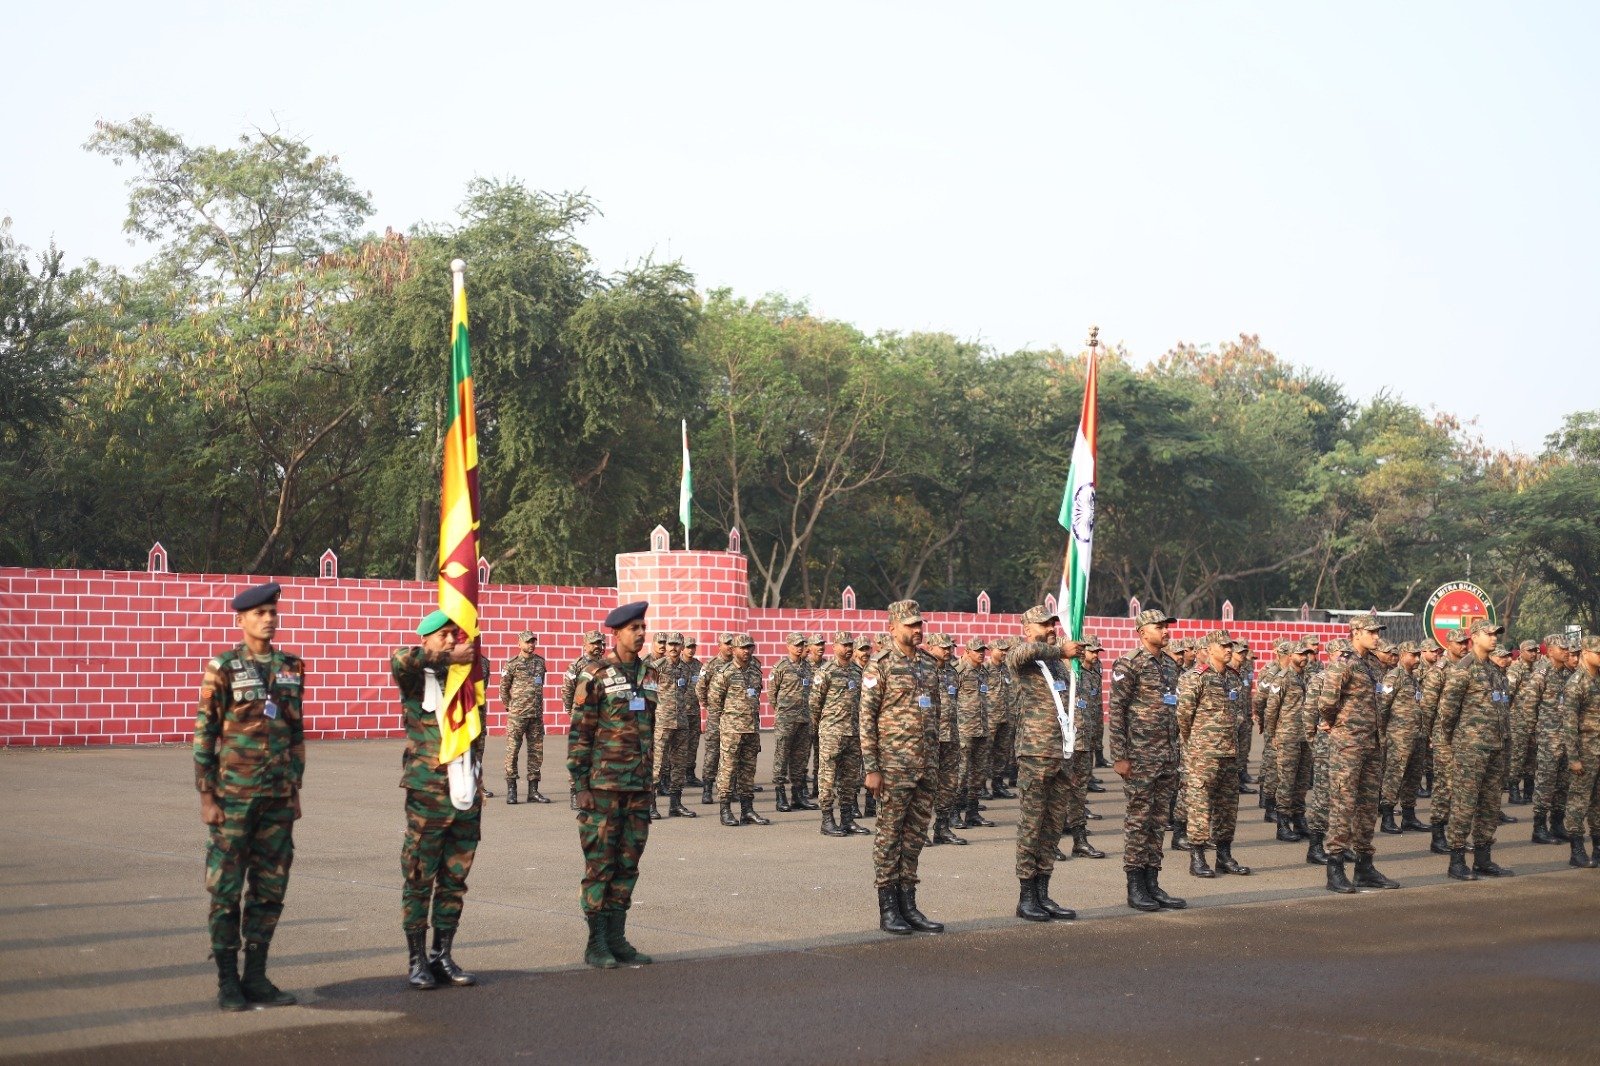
417, 609, 452, 637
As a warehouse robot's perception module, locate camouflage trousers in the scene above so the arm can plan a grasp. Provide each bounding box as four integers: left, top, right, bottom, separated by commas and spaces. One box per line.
1428, 727, 1456, 829
1122, 767, 1178, 871
577, 789, 651, 915
206, 794, 295, 952
1185, 754, 1241, 847
1508, 705, 1539, 783
957, 736, 990, 809
401, 789, 480, 934
685, 715, 703, 777
716, 731, 760, 802
934, 740, 961, 815
1532, 728, 1572, 813
1235, 716, 1252, 776
772, 716, 812, 787
1172, 741, 1189, 826
1446, 744, 1506, 851
873, 770, 934, 888
1307, 730, 1332, 833
1563, 742, 1600, 840
1259, 731, 1279, 806
653, 726, 690, 791
1379, 713, 1427, 808
1323, 739, 1381, 860
817, 733, 863, 810
1275, 736, 1314, 818
989, 721, 1016, 779
1016, 755, 1072, 880
809, 728, 820, 786
504, 714, 544, 784
702, 711, 721, 786
1064, 750, 1093, 832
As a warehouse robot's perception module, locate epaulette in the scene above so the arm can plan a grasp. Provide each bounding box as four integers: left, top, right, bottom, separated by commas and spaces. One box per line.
871, 649, 891, 663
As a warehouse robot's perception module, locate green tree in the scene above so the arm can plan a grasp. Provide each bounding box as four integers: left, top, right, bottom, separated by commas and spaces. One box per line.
1505, 411, 1600, 632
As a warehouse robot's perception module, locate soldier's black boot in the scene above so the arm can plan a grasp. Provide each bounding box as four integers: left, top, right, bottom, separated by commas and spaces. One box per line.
241, 941, 296, 1005
1215, 843, 1250, 875
656, 775, 669, 797
1087, 777, 1106, 793
1124, 868, 1159, 912
774, 784, 792, 813
408, 929, 439, 988
1016, 877, 1050, 921
1472, 844, 1512, 877
967, 798, 995, 828
1551, 808, 1570, 841
1071, 826, 1105, 859
878, 886, 912, 935
898, 884, 944, 932
1499, 807, 1518, 824
1292, 812, 1311, 838
506, 780, 519, 805
529, 781, 550, 803
1522, 774, 1535, 804
1189, 845, 1216, 878
843, 802, 872, 835
1531, 810, 1556, 844
864, 792, 878, 817
793, 785, 819, 812
648, 795, 661, 822
1262, 796, 1276, 821
1379, 803, 1400, 834
1568, 836, 1596, 868
1401, 806, 1428, 832
1238, 777, 1257, 795
1305, 831, 1328, 865
1170, 826, 1191, 852
428, 930, 477, 985
1353, 854, 1399, 889
1429, 824, 1451, 855
1508, 781, 1523, 805
991, 775, 1016, 800
214, 949, 248, 1011
934, 814, 966, 846
719, 801, 738, 826
1447, 847, 1477, 880
669, 790, 697, 817
1146, 866, 1187, 909
604, 909, 652, 964
740, 797, 771, 826
584, 914, 619, 968
1095, 750, 1111, 769
1035, 875, 1077, 920
1276, 812, 1302, 842
569, 787, 578, 811
686, 768, 703, 788
701, 781, 715, 805
1325, 856, 1357, 894
950, 804, 968, 829
1052, 838, 1068, 862
821, 807, 847, 837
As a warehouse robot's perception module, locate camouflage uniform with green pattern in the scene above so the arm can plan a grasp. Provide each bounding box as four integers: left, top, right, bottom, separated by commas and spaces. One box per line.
569, 652, 658, 915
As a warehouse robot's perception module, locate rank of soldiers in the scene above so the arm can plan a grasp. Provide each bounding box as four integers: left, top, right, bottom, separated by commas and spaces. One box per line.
197, 584, 1600, 1009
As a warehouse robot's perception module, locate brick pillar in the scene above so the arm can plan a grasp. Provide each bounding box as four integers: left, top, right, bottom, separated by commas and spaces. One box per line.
614, 549, 750, 646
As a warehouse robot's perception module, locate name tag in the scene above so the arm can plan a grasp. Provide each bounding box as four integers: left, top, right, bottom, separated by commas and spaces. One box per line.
263, 700, 279, 719
275, 672, 300, 687
629, 697, 646, 711
918, 695, 932, 709
1162, 693, 1178, 706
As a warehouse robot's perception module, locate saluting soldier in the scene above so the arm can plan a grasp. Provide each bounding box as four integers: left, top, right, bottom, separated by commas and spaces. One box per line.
501, 630, 548, 805
194, 582, 303, 1011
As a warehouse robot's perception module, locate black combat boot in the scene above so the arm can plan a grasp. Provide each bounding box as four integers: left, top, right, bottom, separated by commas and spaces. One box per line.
1146, 866, 1186, 909
991, 775, 1016, 800
1531, 810, 1556, 844
1429, 824, 1450, 855
1472, 844, 1512, 877
1125, 868, 1158, 912
1052, 841, 1068, 861
214, 949, 248, 1011
1508, 781, 1523, 805
1276, 813, 1302, 842
1016, 877, 1050, 921
1325, 856, 1357, 893
1570, 836, 1597, 868
1499, 808, 1518, 824
1551, 809, 1570, 841
821, 807, 847, 837
648, 795, 661, 821
1447, 847, 1477, 880
428, 930, 477, 985
604, 909, 651, 964
719, 801, 738, 827
898, 884, 944, 932
1170, 825, 1191, 852
583, 914, 618, 968
979, 779, 994, 800
668, 790, 697, 818
1379, 803, 1400, 834
1401, 806, 1428, 832
1292, 812, 1311, 838
506, 780, 519, 805
1189, 845, 1216, 878
408, 929, 439, 988
1238, 778, 1257, 795
878, 886, 912, 935
1521, 774, 1534, 804
949, 804, 968, 830
934, 814, 967, 845
1215, 843, 1250, 875
241, 941, 296, 1005
701, 781, 715, 806
864, 792, 878, 817
739, 797, 771, 825
1305, 831, 1328, 865
529, 782, 551, 803
1071, 826, 1105, 859
967, 798, 994, 828
656, 775, 669, 797
1034, 875, 1076, 920
1262, 797, 1276, 821
793, 786, 819, 812
1087, 777, 1106, 793
841, 802, 871, 835
686, 768, 704, 788
774, 784, 792, 813
1353, 854, 1399, 889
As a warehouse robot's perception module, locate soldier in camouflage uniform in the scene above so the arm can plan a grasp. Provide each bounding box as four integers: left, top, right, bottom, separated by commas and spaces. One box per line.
770, 635, 818, 813
563, 631, 606, 810
1302, 639, 1343, 863
1424, 629, 1471, 850
806, 634, 826, 798
195, 582, 303, 1011
1078, 636, 1108, 802
1316, 616, 1399, 893
710, 634, 769, 827
1234, 641, 1257, 792
952, 638, 995, 831
1377, 641, 1427, 834
1253, 642, 1287, 822
680, 638, 704, 790
501, 630, 548, 805
812, 631, 870, 837
861, 600, 945, 935
986, 641, 1018, 800
1436, 620, 1515, 878
853, 636, 878, 816
1176, 630, 1251, 878
570, 601, 659, 968
1560, 636, 1600, 867
651, 633, 697, 818
393, 609, 485, 990
1108, 609, 1187, 913
1267, 640, 1313, 843
1168, 638, 1194, 852
1505, 639, 1540, 803
924, 634, 965, 846
1529, 636, 1577, 844
696, 634, 735, 804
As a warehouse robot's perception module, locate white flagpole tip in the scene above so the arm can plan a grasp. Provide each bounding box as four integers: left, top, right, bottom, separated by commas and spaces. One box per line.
450, 259, 467, 274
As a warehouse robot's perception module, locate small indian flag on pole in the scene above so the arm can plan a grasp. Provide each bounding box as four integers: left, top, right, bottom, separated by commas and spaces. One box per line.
678, 419, 693, 549
1050, 327, 1100, 757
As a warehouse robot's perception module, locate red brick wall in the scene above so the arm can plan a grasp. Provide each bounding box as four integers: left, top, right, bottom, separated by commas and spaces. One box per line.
0, 559, 1347, 746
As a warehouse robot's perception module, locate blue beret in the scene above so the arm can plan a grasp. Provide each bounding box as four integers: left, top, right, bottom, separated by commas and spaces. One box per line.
416, 609, 452, 636
230, 582, 281, 612
604, 601, 649, 629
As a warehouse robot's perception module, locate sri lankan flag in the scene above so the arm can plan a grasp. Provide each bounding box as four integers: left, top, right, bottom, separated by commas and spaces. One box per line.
437, 261, 484, 766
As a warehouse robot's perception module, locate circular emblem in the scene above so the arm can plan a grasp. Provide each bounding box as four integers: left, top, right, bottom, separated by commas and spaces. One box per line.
1071, 483, 1096, 544
1423, 581, 1495, 648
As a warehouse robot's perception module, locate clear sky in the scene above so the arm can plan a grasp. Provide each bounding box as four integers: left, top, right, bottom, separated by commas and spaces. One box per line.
7, 1, 1596, 452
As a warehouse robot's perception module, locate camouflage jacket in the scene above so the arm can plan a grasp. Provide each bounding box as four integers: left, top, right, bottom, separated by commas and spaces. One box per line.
1418, 658, 1458, 734
654, 658, 689, 730
392, 647, 487, 793
860, 645, 939, 777
680, 657, 704, 723
1078, 662, 1103, 737
933, 660, 959, 743
500, 651, 546, 721
194, 646, 306, 799
1176, 664, 1241, 760
954, 659, 990, 739
1562, 667, 1600, 754
1511, 659, 1551, 731
1107, 647, 1180, 773
1379, 663, 1423, 735
1236, 660, 1255, 724
1316, 651, 1386, 748
1008, 640, 1082, 757
709, 661, 763, 735
1437, 654, 1510, 752
1505, 658, 1531, 703
1263, 665, 1309, 743
567, 654, 659, 792
770, 657, 812, 725
1252, 662, 1282, 729
1538, 664, 1575, 737
811, 657, 862, 738
561, 653, 605, 723
697, 655, 735, 723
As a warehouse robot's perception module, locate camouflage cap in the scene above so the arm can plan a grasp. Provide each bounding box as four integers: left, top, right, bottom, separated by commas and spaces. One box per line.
1203, 629, 1237, 647
518, 630, 537, 642
685, 636, 699, 647
1083, 634, 1103, 651
1397, 641, 1420, 655
1420, 637, 1442, 652
1446, 628, 1469, 644
1581, 635, 1600, 653
1299, 634, 1322, 647
1020, 604, 1059, 626
1378, 639, 1398, 654
1489, 644, 1514, 658
1348, 614, 1386, 632
667, 631, 684, 646
1274, 639, 1294, 655
719, 633, 735, 645
965, 637, 988, 651
854, 636, 873, 650
1519, 639, 1539, 652
584, 629, 604, 644
832, 630, 854, 645
653, 632, 667, 645
731, 633, 755, 648
1326, 638, 1351, 655
992, 636, 1014, 650
786, 632, 808, 647
1237, 639, 1252, 650
1543, 633, 1565, 648
1136, 608, 1177, 629
927, 633, 955, 649
875, 634, 891, 648
886, 600, 923, 624
1560, 634, 1582, 652
1468, 618, 1504, 636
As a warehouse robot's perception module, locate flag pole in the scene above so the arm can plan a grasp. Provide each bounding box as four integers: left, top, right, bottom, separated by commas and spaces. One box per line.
1061, 325, 1100, 758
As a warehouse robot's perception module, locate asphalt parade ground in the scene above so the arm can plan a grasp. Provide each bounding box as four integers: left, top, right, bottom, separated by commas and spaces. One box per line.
3, 742, 1597, 1064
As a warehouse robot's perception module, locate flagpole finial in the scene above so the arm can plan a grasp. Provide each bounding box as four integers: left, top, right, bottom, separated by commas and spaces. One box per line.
1088, 325, 1099, 349
451, 258, 466, 275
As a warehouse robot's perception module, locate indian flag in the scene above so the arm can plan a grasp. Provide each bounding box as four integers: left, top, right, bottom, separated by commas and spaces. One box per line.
679, 419, 692, 549
1057, 343, 1098, 651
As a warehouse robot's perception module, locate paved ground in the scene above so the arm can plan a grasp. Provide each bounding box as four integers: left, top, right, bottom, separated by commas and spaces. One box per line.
3, 741, 1597, 1063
